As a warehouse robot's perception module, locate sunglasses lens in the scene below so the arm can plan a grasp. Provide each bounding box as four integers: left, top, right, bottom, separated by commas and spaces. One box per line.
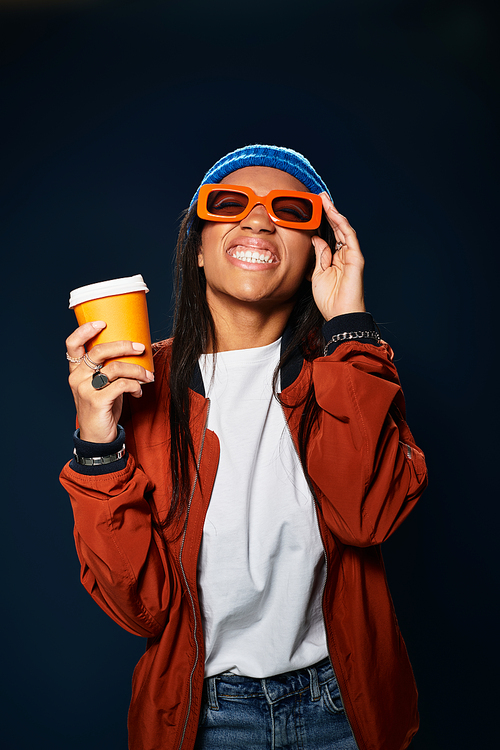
271, 196, 314, 223
206, 189, 249, 217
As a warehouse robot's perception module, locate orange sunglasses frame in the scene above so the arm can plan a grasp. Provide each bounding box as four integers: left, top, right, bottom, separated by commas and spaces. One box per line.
197, 184, 323, 230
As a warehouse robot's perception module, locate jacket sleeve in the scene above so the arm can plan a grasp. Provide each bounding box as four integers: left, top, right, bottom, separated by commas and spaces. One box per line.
59, 449, 174, 638
308, 339, 427, 547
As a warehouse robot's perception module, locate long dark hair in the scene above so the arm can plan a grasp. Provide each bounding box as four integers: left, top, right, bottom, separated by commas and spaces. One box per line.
164, 204, 336, 529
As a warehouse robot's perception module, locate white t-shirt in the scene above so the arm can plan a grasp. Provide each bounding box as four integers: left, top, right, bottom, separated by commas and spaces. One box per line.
197, 339, 328, 678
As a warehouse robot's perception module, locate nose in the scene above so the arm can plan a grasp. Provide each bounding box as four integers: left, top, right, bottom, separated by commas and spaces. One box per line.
240, 203, 275, 232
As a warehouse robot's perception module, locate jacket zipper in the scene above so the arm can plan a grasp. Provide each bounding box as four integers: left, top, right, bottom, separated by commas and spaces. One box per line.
399, 440, 412, 459
280, 401, 360, 750
177, 400, 211, 750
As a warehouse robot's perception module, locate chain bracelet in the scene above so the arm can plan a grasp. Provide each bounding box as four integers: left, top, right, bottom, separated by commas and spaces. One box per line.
323, 330, 381, 356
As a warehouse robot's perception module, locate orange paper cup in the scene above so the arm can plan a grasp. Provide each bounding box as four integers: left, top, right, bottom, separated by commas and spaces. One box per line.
69, 275, 154, 373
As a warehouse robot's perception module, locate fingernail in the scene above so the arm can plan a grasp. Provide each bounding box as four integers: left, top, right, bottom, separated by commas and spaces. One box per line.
132, 342, 146, 352
321, 193, 336, 208
146, 370, 155, 381
91, 321, 106, 329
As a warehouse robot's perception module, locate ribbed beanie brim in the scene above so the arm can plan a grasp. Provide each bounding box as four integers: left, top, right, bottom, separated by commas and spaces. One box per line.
189, 144, 331, 209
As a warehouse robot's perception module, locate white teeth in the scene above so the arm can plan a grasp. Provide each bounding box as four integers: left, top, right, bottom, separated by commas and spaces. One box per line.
232, 249, 273, 264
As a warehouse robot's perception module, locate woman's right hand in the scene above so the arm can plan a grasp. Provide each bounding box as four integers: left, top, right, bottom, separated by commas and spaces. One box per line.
66, 321, 154, 444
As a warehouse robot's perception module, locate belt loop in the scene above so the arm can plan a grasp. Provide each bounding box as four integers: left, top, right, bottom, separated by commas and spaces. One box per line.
207, 677, 219, 710
307, 666, 320, 701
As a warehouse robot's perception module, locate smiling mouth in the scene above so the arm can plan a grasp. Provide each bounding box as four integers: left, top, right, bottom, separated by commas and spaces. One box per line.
227, 246, 278, 264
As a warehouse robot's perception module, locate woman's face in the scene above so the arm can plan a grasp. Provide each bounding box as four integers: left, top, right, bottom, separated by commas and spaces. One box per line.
198, 166, 316, 313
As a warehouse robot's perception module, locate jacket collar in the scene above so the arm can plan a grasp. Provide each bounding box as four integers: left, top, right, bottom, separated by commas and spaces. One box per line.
189, 320, 304, 398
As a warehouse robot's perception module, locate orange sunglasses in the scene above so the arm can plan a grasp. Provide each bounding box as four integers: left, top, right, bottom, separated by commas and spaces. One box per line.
197, 184, 323, 230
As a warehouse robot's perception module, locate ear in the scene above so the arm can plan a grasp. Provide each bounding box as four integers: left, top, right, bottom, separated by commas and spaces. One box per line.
197, 247, 204, 267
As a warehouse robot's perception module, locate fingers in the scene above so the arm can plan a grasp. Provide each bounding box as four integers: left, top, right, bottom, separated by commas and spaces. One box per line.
66, 321, 143, 364
66, 321, 106, 373
66, 321, 106, 364
91, 359, 154, 386
84, 339, 147, 367
318, 193, 365, 274
311, 236, 332, 274
319, 192, 358, 247
66, 321, 153, 385
76, 372, 144, 403
69, 358, 154, 392
66, 321, 151, 376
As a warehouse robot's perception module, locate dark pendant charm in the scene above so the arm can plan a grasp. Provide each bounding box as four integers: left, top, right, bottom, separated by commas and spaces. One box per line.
92, 371, 109, 390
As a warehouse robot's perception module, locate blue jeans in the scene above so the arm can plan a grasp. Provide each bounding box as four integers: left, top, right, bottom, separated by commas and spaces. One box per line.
194, 657, 358, 750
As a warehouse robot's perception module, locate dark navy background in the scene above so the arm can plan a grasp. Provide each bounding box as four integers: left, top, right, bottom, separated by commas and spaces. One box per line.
1, 1, 497, 748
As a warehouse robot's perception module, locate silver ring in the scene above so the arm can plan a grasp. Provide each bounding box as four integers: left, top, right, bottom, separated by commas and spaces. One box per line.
83, 352, 101, 371
91, 370, 110, 390
335, 241, 345, 251
66, 352, 84, 364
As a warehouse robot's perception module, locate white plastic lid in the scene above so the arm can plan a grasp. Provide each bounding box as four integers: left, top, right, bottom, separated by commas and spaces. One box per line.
69, 274, 149, 308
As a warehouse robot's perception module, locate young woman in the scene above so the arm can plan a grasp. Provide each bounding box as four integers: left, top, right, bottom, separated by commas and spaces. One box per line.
61, 145, 427, 750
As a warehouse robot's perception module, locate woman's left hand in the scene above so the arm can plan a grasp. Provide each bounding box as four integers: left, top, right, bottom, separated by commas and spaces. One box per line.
310, 193, 366, 321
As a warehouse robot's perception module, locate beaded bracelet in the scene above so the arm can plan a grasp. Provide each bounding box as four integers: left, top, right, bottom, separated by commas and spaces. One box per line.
323, 330, 381, 356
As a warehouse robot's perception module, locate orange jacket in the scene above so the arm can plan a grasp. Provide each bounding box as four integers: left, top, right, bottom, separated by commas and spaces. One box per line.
60, 335, 427, 750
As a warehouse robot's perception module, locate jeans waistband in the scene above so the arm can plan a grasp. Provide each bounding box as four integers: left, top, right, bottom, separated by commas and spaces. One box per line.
205, 657, 334, 709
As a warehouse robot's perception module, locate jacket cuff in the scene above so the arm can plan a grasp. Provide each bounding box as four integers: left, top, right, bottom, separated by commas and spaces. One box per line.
322, 312, 381, 355
69, 424, 128, 475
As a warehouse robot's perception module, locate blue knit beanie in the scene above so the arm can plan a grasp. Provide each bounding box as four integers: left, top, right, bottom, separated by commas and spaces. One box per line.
189, 144, 331, 209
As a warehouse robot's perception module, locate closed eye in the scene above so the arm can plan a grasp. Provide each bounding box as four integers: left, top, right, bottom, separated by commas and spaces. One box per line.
272, 197, 312, 222
208, 190, 248, 215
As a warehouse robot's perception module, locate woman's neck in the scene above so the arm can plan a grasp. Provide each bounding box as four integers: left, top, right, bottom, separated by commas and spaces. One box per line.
205, 297, 293, 353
